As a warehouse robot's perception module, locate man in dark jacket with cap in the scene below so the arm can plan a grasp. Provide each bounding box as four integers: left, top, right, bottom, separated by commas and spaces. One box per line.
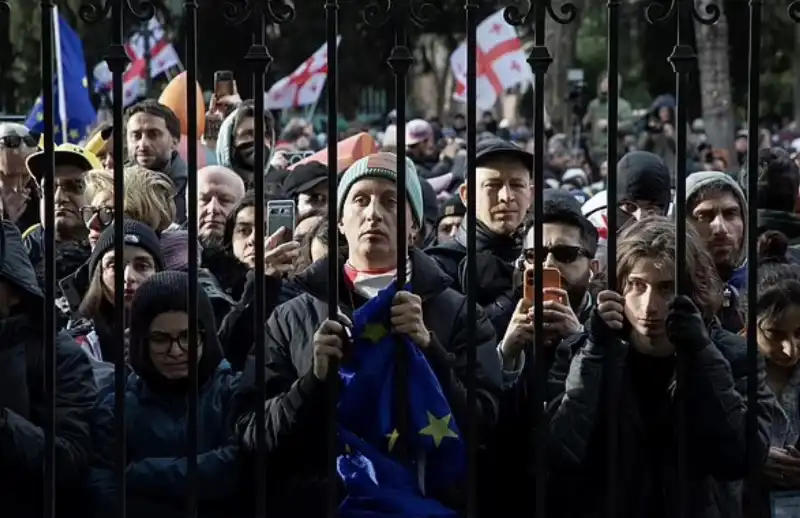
615, 150, 672, 227
0, 220, 97, 517
283, 161, 329, 219
427, 137, 533, 337
436, 194, 466, 244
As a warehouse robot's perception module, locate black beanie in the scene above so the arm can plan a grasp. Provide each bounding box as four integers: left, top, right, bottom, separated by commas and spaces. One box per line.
128, 271, 223, 390
89, 219, 165, 277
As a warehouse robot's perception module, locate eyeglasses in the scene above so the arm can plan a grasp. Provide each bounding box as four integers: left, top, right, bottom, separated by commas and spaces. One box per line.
520, 244, 591, 266
80, 205, 114, 227
0, 135, 37, 149
149, 331, 204, 354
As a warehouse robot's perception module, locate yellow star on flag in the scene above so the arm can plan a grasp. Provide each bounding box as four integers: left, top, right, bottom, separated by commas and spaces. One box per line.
386, 428, 400, 452
82, 77, 88, 88
36, 112, 43, 122
35, 96, 42, 105
419, 411, 459, 448
344, 443, 352, 454
68, 128, 79, 141
53, 126, 59, 134
361, 323, 387, 344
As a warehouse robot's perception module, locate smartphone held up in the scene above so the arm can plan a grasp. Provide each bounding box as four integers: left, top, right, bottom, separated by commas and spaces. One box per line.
523, 266, 566, 306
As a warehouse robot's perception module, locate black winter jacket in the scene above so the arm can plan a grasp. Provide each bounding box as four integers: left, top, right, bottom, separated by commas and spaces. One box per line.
235, 248, 503, 517
545, 320, 774, 518
0, 221, 97, 517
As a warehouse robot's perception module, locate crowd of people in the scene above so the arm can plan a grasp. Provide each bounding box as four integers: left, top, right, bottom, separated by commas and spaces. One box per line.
1, 76, 800, 518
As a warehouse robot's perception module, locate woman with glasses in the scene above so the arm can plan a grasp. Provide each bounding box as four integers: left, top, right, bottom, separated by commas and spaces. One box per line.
87, 271, 248, 517
81, 166, 176, 249
56, 168, 176, 325
70, 220, 165, 388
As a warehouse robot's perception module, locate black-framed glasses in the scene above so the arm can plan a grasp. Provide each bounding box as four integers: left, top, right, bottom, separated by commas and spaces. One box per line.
520, 244, 591, 266
149, 330, 204, 354
80, 205, 113, 227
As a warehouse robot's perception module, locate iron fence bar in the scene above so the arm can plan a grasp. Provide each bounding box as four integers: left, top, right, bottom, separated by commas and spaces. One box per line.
324, 0, 340, 514
464, 0, 478, 515
243, 1, 276, 515
79, 1, 130, 515
40, 0, 57, 514
183, 0, 200, 514
388, 0, 411, 464
745, 2, 762, 515
605, 2, 620, 516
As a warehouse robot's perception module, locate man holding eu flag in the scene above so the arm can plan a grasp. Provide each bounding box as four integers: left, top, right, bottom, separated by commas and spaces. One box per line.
236, 152, 504, 517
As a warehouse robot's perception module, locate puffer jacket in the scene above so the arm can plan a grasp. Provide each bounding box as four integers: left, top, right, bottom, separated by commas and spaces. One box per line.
545, 319, 774, 518
0, 221, 97, 517
87, 362, 247, 517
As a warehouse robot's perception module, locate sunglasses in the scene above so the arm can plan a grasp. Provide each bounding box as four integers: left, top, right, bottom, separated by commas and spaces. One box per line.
520, 244, 591, 266
80, 205, 114, 227
0, 135, 37, 149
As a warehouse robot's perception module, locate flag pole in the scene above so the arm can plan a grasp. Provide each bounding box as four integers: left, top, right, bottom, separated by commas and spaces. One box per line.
53, 6, 68, 142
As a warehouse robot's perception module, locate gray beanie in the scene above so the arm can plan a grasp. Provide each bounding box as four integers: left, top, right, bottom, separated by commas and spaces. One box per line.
337, 152, 424, 225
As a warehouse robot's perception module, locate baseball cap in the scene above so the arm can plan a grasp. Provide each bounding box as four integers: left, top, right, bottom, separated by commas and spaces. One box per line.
475, 137, 533, 172
405, 119, 433, 147
26, 143, 102, 181
283, 161, 330, 198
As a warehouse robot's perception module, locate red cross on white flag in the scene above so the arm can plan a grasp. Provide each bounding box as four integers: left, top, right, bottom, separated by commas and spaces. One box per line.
450, 9, 532, 110
264, 37, 341, 110
93, 17, 182, 107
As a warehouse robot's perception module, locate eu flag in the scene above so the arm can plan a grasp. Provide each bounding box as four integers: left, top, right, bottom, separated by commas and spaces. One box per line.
25, 14, 96, 144
337, 283, 465, 518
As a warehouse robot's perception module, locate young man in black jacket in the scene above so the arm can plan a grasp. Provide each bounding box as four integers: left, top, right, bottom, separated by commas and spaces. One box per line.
546, 216, 773, 518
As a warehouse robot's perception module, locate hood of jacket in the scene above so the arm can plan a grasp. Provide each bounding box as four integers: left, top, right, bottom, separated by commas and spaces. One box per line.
454, 219, 521, 265
293, 247, 453, 304
1, 221, 42, 302
216, 106, 276, 183
757, 208, 800, 243
685, 171, 749, 268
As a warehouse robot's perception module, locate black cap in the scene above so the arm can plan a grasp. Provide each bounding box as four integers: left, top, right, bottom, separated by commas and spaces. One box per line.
475, 137, 533, 172
283, 161, 329, 198
89, 219, 165, 277
437, 194, 466, 223
616, 151, 671, 208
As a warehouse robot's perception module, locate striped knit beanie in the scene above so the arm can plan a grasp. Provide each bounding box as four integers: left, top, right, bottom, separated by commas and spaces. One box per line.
337, 152, 424, 225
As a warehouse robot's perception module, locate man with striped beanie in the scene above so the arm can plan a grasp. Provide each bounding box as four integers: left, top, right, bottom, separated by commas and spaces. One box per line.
241, 151, 503, 516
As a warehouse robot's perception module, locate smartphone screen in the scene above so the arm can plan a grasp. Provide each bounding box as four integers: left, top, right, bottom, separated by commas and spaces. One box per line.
214, 70, 234, 97
267, 200, 296, 237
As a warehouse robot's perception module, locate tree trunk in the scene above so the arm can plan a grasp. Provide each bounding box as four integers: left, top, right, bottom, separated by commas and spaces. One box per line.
544, 0, 587, 132
694, 0, 735, 166
410, 34, 454, 119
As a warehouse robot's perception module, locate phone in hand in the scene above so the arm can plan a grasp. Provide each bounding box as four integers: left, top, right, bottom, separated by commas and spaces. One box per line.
524, 267, 564, 306
267, 200, 296, 240
213, 70, 235, 98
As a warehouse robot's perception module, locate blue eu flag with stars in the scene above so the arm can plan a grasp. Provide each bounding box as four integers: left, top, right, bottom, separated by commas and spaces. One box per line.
337, 282, 465, 518
25, 14, 96, 144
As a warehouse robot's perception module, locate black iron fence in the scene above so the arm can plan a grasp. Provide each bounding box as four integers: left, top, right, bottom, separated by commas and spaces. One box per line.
1, 0, 795, 516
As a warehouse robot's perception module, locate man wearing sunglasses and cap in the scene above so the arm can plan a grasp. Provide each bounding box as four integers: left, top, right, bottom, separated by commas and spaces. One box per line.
22, 142, 102, 296
0, 123, 38, 228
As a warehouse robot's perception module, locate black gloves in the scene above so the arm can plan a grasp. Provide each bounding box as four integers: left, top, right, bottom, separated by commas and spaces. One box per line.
665, 295, 711, 353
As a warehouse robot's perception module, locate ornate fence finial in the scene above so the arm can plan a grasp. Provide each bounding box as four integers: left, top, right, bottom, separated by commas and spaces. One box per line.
788, 0, 800, 23
546, 0, 578, 24
644, 0, 677, 25
503, 1, 530, 26
126, 0, 157, 21
266, 0, 296, 24
79, 0, 112, 24
409, 0, 438, 26
223, 0, 253, 24
691, 0, 721, 25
